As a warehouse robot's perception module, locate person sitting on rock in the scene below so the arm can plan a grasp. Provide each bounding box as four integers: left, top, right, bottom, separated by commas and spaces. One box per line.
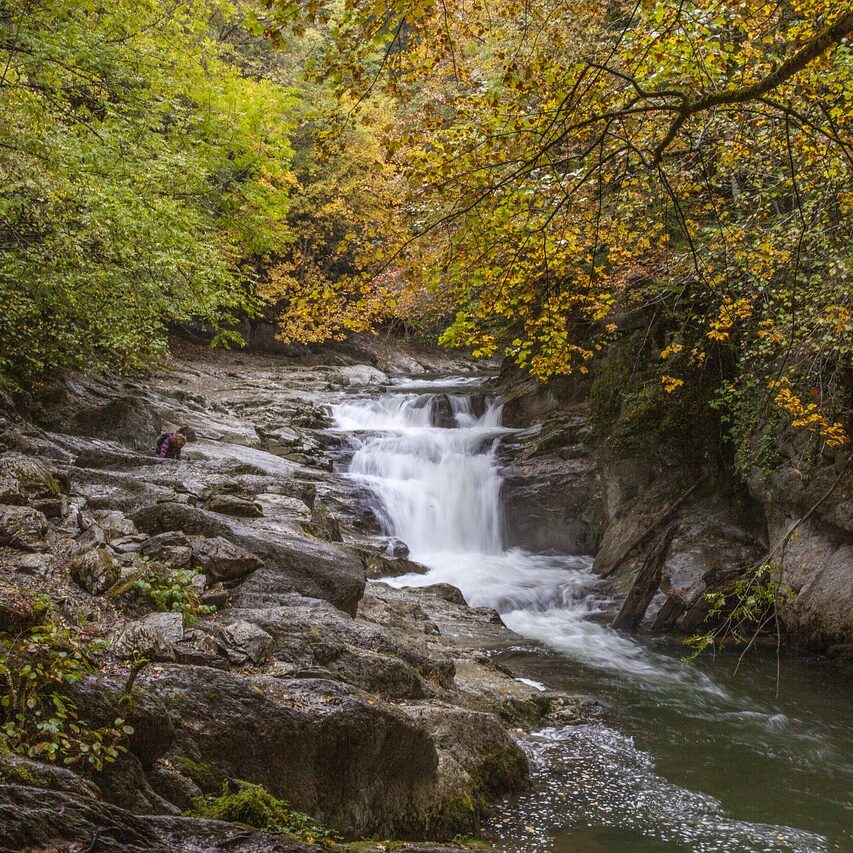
155, 431, 187, 460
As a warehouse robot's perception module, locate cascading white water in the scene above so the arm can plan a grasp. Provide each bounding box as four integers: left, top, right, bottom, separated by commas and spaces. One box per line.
331, 381, 722, 690
333, 389, 505, 556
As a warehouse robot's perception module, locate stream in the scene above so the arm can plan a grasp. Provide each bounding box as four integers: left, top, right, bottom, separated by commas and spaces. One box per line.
331, 376, 851, 853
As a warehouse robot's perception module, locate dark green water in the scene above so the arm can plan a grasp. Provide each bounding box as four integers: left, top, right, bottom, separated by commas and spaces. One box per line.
488, 639, 852, 853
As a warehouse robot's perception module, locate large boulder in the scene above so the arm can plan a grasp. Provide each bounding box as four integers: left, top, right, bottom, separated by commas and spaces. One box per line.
0, 505, 50, 551
140, 530, 194, 569
204, 492, 263, 518
219, 598, 453, 700
71, 396, 161, 452
140, 666, 451, 838
0, 452, 66, 517
232, 533, 365, 616
70, 547, 120, 595
401, 705, 528, 800
192, 536, 263, 583
130, 502, 232, 539
217, 620, 274, 665
130, 503, 365, 615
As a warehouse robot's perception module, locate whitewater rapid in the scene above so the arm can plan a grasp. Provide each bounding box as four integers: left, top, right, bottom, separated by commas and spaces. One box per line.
332, 381, 724, 690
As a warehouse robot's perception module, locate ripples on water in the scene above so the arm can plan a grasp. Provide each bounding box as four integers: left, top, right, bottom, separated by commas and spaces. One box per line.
489, 725, 828, 853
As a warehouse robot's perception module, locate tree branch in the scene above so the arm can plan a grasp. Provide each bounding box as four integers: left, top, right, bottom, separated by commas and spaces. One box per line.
652, 9, 853, 163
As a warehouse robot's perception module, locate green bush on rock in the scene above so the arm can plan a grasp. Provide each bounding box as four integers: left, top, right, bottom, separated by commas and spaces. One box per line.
131, 560, 215, 626
0, 624, 133, 772
188, 782, 338, 845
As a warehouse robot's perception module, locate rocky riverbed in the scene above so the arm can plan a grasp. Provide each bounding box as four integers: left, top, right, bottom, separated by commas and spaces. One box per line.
2, 335, 849, 853
0, 339, 597, 853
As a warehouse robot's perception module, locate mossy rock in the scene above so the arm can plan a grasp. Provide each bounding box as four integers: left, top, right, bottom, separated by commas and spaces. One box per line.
70, 547, 120, 596
0, 452, 63, 505
0, 756, 100, 798
589, 346, 716, 461
0, 761, 35, 786
186, 782, 336, 843
174, 757, 229, 794
471, 746, 528, 798
438, 789, 478, 833
0, 581, 50, 632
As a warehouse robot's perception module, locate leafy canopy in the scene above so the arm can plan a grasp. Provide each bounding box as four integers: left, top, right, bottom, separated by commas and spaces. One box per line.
0, 0, 298, 381
261, 0, 852, 455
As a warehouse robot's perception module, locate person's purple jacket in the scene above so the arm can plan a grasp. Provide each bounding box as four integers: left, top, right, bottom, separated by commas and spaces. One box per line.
156, 432, 183, 460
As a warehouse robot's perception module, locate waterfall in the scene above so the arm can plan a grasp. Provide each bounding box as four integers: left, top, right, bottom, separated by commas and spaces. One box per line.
332, 380, 730, 690
332, 390, 505, 556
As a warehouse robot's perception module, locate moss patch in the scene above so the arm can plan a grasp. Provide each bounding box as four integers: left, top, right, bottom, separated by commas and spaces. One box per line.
439, 789, 479, 835
472, 746, 527, 798
174, 757, 228, 794
187, 782, 337, 844
0, 762, 36, 786
588, 346, 716, 461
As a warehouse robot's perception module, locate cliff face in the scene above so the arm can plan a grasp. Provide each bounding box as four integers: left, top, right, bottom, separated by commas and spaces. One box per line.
747, 456, 852, 651
497, 365, 852, 654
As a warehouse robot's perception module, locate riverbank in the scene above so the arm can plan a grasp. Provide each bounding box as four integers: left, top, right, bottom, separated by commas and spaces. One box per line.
0, 338, 597, 852
495, 365, 853, 655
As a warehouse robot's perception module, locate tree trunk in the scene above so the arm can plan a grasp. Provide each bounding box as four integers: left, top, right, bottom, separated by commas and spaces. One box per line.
611, 524, 677, 632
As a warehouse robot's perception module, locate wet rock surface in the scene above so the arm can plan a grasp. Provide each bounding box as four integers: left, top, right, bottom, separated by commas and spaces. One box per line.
750, 457, 853, 648
0, 339, 568, 851
0, 504, 50, 551
142, 666, 445, 837
499, 404, 604, 555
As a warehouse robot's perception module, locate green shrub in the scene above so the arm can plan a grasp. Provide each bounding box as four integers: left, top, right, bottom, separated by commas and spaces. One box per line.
0, 624, 133, 772
132, 561, 215, 626
188, 782, 337, 844
685, 561, 796, 684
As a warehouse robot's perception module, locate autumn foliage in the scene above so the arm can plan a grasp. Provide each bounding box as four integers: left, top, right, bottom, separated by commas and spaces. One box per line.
259, 0, 851, 456
1, 0, 850, 460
